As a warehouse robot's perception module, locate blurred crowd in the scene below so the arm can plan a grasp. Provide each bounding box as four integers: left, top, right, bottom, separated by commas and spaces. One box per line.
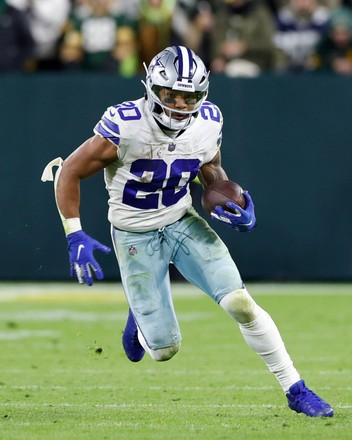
2, 0, 352, 76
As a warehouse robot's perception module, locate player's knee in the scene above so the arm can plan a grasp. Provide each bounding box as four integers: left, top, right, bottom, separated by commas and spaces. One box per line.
150, 342, 180, 362
219, 288, 259, 324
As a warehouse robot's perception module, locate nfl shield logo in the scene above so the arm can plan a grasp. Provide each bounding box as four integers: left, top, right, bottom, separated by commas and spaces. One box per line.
168, 143, 176, 152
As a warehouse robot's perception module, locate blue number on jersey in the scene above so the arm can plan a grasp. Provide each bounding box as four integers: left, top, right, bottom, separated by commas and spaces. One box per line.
123, 158, 200, 209
200, 102, 221, 122
114, 101, 142, 121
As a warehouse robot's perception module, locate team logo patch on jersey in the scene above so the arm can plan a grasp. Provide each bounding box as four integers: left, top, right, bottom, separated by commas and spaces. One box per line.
168, 143, 176, 152
128, 246, 137, 256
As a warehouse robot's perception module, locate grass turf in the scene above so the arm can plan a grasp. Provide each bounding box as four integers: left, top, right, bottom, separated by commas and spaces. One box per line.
0, 282, 350, 439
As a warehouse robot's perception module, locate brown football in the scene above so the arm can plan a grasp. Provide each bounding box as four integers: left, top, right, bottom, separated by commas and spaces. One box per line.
201, 180, 246, 215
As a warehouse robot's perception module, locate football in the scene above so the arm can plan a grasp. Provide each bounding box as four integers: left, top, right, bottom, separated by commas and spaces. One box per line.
201, 180, 246, 215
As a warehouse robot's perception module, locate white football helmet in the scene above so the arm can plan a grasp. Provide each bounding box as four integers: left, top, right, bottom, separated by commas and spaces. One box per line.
143, 46, 209, 131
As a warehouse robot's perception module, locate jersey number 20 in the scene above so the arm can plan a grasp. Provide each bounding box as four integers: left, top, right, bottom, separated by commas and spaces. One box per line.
123, 158, 200, 209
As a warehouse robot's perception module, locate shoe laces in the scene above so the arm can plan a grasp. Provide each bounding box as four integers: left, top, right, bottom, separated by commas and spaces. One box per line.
300, 388, 325, 406
289, 381, 327, 408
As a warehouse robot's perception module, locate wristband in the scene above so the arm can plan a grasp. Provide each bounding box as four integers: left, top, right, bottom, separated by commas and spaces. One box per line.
63, 218, 82, 236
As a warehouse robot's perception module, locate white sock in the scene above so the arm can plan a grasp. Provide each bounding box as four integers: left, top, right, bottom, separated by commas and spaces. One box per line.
137, 329, 180, 362
239, 307, 300, 393
137, 329, 149, 352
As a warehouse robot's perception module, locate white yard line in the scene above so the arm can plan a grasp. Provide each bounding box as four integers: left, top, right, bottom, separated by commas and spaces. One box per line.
0, 330, 60, 340
0, 310, 212, 322
1, 384, 349, 391
0, 282, 351, 303
0, 401, 350, 410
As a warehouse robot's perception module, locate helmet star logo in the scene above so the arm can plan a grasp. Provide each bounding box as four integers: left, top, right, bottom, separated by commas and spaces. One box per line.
150, 56, 164, 72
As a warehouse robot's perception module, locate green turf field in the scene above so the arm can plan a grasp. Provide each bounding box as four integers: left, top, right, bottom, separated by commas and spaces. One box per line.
0, 282, 351, 440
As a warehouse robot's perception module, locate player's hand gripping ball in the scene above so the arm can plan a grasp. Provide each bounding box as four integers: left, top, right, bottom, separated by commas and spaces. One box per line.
201, 180, 256, 232
201, 180, 246, 214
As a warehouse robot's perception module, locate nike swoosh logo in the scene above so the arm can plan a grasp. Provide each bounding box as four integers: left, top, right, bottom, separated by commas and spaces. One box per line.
77, 244, 85, 260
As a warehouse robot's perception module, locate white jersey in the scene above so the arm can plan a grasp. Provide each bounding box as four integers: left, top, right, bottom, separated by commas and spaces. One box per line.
94, 97, 223, 232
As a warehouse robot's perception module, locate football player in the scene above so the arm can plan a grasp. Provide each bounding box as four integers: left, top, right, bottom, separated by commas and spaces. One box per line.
42, 46, 333, 417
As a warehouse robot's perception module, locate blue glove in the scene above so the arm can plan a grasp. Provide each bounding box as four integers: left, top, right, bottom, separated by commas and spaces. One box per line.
66, 231, 111, 286
211, 191, 256, 232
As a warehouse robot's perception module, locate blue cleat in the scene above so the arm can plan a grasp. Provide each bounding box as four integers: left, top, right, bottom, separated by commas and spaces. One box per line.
286, 380, 334, 417
122, 309, 145, 362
